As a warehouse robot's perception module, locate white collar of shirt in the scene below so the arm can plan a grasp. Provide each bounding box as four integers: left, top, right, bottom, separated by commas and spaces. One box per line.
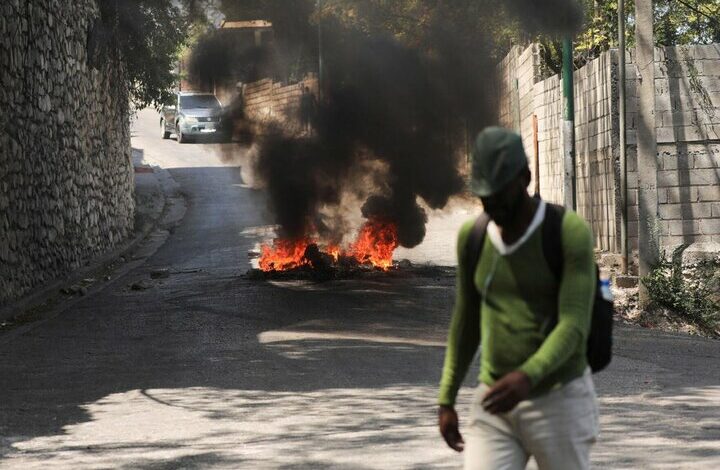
487, 200, 546, 256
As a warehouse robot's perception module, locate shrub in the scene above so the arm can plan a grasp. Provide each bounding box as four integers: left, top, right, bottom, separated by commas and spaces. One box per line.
642, 244, 720, 336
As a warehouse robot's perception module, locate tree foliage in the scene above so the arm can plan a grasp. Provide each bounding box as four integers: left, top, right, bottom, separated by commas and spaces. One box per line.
326, 0, 720, 49
217, 0, 718, 75
95, 0, 720, 110
95, 0, 207, 109
215, 0, 582, 76
570, 0, 720, 72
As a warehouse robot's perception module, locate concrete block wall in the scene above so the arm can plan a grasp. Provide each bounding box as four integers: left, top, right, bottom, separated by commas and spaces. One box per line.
518, 45, 542, 156
496, 46, 521, 130
497, 46, 562, 203
0, 1, 135, 306
533, 75, 564, 205
498, 43, 720, 256
499, 54, 513, 126
572, 50, 619, 252
244, 75, 318, 131
625, 44, 720, 253
498, 47, 619, 251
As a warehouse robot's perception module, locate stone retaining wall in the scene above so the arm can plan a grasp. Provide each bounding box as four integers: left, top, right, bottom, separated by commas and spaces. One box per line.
0, 1, 134, 306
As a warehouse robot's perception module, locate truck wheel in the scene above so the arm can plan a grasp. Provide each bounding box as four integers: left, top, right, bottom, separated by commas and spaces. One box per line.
160, 119, 170, 139
177, 127, 187, 144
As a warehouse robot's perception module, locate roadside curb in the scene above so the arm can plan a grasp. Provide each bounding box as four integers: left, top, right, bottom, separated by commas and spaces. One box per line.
0, 165, 187, 327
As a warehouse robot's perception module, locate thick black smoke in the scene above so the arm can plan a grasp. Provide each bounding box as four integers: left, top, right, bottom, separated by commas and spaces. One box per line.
247, 27, 492, 247
504, 0, 584, 36
190, 3, 583, 248
317, 28, 496, 247
188, 29, 276, 89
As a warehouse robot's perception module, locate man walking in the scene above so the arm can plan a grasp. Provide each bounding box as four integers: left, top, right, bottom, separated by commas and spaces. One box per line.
438, 127, 599, 469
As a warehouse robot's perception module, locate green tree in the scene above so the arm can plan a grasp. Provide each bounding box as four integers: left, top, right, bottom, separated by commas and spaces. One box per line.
214, 0, 582, 76
203, 0, 720, 84
654, 0, 720, 44
315, 0, 580, 59
95, 0, 209, 109
570, 0, 720, 73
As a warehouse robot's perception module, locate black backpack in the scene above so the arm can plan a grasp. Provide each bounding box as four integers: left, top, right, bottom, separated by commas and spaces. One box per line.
463, 202, 613, 373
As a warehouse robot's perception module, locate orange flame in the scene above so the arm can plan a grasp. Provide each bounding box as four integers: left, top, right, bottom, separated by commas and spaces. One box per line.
258, 238, 310, 271
258, 220, 399, 272
349, 220, 398, 271
327, 244, 341, 262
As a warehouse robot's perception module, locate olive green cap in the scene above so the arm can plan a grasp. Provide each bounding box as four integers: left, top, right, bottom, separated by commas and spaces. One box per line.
469, 127, 528, 197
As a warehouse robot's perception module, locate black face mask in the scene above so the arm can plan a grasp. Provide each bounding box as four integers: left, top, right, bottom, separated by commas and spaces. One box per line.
480, 178, 525, 228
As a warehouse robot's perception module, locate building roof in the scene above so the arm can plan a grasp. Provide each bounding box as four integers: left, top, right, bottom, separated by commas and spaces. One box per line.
221, 20, 272, 29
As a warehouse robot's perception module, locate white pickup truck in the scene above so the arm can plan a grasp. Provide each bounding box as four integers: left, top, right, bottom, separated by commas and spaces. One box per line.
160, 92, 225, 143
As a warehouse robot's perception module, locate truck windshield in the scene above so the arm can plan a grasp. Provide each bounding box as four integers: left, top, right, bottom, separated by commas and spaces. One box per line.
180, 95, 221, 109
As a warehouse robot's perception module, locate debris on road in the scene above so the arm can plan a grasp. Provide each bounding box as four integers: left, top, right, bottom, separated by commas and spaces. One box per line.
130, 280, 153, 291
171, 268, 202, 274
245, 260, 454, 282
150, 268, 170, 279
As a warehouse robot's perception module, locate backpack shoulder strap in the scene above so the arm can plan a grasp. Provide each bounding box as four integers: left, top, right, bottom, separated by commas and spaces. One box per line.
464, 214, 490, 302
541, 202, 565, 281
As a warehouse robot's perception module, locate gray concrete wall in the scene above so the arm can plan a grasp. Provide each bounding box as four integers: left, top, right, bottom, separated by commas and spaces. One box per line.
498, 48, 619, 251
496, 46, 522, 133
532, 75, 565, 206
0, 1, 135, 305
625, 45, 720, 254
498, 43, 720, 256
573, 51, 619, 253
244, 74, 318, 131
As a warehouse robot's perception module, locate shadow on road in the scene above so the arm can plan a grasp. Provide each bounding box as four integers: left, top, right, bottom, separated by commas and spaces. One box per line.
1, 166, 719, 468
0, 166, 464, 468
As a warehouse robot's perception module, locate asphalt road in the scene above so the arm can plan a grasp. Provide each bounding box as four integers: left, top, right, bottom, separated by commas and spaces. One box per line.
0, 109, 718, 469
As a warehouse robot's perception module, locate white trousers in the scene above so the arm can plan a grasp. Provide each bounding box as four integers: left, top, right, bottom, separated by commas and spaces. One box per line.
464, 369, 599, 470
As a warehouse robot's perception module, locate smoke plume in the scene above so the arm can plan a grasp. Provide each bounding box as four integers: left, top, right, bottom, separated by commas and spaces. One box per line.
189, 2, 583, 248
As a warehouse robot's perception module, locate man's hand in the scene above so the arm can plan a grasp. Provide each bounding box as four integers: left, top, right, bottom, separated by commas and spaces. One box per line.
438, 405, 464, 452
481, 371, 531, 414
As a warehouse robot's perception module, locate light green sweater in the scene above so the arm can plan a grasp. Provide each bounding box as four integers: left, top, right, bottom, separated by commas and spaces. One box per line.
438, 210, 596, 406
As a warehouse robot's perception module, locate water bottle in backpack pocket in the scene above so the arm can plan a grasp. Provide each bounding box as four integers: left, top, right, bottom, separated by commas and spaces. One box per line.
587, 273, 614, 373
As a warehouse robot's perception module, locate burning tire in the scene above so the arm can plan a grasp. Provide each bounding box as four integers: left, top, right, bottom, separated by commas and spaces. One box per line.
257, 220, 399, 273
